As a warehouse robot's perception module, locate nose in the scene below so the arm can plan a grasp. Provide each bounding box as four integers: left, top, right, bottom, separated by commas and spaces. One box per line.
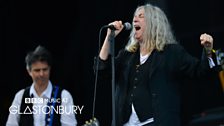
39, 70, 44, 76
133, 15, 139, 22
133, 16, 137, 22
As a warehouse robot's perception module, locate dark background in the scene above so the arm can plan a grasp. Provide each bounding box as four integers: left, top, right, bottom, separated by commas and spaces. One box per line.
1, 0, 224, 125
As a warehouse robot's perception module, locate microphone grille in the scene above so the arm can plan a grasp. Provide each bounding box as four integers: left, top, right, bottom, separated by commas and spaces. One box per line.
124, 22, 132, 30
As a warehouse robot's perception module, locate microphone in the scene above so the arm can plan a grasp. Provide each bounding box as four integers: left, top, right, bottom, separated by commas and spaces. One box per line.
105, 22, 132, 30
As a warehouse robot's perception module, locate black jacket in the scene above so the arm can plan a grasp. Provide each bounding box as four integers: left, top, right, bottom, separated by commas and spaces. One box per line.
97, 44, 212, 126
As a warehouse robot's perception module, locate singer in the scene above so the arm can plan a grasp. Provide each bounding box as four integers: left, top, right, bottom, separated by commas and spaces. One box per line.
96, 3, 223, 126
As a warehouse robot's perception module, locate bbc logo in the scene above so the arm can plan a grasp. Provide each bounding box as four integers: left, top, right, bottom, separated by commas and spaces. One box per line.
25, 98, 44, 104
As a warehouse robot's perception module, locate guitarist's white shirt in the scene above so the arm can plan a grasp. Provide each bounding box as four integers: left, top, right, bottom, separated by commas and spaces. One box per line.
6, 81, 77, 126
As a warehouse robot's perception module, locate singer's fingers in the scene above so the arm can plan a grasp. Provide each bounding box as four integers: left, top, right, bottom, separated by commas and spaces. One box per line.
114, 20, 123, 29
203, 42, 212, 48
200, 33, 213, 45
201, 41, 213, 48
200, 33, 206, 41
106, 20, 124, 37
200, 33, 213, 42
118, 20, 123, 26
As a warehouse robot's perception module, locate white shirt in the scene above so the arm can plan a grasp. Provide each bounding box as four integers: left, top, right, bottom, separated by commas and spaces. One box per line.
208, 57, 216, 68
6, 81, 77, 126
124, 104, 154, 126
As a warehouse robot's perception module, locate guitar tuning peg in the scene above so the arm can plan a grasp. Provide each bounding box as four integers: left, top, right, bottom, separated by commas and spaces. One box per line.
82, 117, 100, 126
82, 120, 90, 126
90, 119, 93, 122
92, 117, 100, 126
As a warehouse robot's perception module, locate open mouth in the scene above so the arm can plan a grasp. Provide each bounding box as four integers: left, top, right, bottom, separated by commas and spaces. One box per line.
135, 26, 141, 31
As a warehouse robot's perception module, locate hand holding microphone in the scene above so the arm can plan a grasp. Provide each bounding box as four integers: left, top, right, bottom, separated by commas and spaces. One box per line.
106, 21, 132, 31
104, 21, 132, 37
99, 20, 131, 60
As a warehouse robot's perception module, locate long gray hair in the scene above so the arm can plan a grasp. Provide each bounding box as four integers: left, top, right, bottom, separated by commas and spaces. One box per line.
125, 3, 177, 52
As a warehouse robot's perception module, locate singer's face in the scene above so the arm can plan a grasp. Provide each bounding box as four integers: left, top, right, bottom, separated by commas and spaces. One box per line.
27, 61, 50, 86
133, 8, 145, 42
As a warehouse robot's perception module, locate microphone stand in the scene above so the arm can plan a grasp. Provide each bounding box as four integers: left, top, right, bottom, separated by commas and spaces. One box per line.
109, 30, 116, 126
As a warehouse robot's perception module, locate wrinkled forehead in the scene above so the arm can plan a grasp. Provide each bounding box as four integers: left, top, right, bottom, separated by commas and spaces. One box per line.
134, 7, 145, 16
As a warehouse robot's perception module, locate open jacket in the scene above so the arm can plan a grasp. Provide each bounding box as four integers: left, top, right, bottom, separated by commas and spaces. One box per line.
96, 44, 213, 126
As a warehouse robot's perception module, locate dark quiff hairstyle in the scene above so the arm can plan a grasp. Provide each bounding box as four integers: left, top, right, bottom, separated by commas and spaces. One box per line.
25, 45, 52, 70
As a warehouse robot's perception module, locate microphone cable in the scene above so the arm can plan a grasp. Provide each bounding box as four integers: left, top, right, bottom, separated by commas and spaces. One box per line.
91, 25, 106, 119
